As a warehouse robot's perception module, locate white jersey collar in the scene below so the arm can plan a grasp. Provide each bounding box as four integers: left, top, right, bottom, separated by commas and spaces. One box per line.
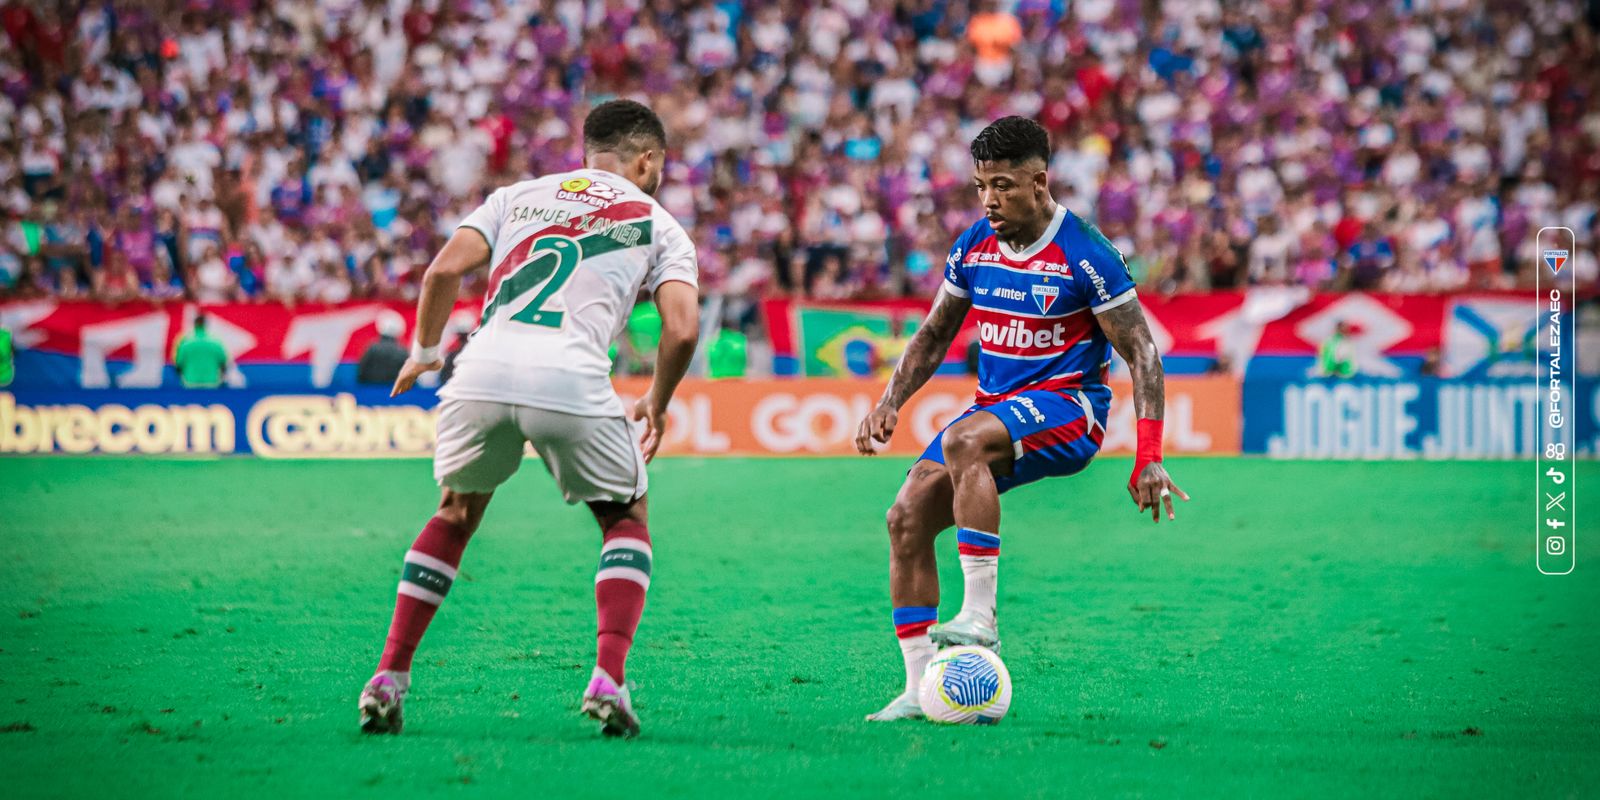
997, 203, 1067, 261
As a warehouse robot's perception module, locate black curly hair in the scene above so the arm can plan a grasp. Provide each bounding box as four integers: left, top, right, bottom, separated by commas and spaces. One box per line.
583, 99, 667, 156
969, 116, 1050, 167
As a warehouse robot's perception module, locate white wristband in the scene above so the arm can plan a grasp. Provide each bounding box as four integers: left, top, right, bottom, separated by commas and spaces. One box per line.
411, 342, 442, 363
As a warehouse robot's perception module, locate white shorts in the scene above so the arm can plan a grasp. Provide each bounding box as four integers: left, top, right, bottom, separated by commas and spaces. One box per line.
432, 398, 647, 504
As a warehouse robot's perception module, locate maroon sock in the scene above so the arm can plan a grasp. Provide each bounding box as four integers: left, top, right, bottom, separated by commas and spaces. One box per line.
377, 516, 471, 674
594, 519, 652, 683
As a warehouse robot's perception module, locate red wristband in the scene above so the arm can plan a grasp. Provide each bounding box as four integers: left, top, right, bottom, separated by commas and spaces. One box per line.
1130, 418, 1164, 486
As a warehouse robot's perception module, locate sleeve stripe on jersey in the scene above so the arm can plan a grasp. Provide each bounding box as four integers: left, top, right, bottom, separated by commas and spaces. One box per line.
650, 275, 697, 292
942, 280, 970, 298
458, 222, 495, 248
1091, 288, 1137, 314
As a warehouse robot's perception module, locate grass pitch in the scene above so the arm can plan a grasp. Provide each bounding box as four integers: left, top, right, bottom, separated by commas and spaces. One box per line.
2, 456, 1597, 798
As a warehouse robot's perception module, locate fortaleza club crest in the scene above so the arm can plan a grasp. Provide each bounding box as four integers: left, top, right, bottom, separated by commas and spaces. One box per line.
1543, 249, 1568, 275
1031, 283, 1059, 314
557, 177, 621, 208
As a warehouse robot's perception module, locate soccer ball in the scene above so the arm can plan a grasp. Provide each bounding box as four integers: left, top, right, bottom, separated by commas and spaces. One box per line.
918, 645, 1012, 724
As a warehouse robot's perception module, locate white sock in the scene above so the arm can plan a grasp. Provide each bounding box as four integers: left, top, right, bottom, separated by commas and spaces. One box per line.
957, 556, 998, 623
956, 528, 1000, 624
899, 635, 936, 695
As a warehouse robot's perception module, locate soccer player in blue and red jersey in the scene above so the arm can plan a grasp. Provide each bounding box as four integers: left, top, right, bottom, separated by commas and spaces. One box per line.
855, 117, 1189, 721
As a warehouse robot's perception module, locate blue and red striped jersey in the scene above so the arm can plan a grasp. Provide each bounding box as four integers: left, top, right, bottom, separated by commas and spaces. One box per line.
943, 205, 1137, 405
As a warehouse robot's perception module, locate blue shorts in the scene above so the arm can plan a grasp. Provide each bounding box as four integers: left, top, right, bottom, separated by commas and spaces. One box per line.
919, 386, 1109, 494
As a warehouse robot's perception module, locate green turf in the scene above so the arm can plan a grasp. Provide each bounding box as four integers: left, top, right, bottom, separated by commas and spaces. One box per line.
1, 456, 1597, 798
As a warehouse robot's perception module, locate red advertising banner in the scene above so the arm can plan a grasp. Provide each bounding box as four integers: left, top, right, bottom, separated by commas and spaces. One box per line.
0, 299, 479, 387
761, 289, 1542, 378
1, 290, 1545, 390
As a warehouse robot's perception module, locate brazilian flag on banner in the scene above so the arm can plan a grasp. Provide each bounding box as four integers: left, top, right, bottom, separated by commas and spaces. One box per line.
799, 307, 919, 378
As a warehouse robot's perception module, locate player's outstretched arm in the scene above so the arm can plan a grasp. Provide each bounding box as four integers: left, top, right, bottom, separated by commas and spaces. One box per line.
391, 229, 490, 397
855, 287, 973, 454
632, 279, 699, 463
1098, 299, 1190, 522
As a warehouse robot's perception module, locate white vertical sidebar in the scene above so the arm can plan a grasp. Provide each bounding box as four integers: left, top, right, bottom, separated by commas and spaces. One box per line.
1535, 227, 1575, 575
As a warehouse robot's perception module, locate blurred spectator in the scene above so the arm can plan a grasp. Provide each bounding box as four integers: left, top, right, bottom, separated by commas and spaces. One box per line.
173, 315, 229, 389
0, 323, 12, 386
356, 313, 407, 386
706, 325, 748, 379
1317, 321, 1358, 379
0, 0, 1593, 317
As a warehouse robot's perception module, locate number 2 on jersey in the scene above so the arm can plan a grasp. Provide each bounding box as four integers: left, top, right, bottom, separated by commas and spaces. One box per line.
508, 235, 580, 328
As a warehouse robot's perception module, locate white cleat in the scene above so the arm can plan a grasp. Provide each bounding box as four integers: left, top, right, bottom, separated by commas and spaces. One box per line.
865, 692, 924, 722
929, 615, 1001, 651
580, 667, 640, 738
358, 673, 406, 734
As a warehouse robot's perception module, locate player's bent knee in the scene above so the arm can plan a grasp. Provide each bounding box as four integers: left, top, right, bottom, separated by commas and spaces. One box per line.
886, 501, 912, 537
942, 422, 1009, 468
436, 490, 490, 535
884, 501, 931, 556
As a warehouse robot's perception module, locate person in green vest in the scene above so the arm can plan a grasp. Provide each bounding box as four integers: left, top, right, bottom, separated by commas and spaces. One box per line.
707, 325, 747, 379
612, 300, 662, 375
628, 301, 662, 370
173, 315, 231, 388
0, 325, 14, 387
1318, 320, 1357, 378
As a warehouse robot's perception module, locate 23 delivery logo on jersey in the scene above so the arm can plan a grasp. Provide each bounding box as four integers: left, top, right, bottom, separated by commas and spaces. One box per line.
557, 177, 621, 207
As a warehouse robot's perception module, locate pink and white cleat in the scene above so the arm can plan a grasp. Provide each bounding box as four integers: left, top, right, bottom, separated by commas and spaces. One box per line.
358, 672, 406, 734
579, 667, 640, 738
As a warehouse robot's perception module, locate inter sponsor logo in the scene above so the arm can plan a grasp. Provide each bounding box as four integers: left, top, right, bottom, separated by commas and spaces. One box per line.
993, 286, 1026, 302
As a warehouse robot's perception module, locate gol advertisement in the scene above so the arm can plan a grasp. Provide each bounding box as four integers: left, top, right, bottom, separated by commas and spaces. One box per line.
0, 377, 1240, 458
611, 376, 1241, 457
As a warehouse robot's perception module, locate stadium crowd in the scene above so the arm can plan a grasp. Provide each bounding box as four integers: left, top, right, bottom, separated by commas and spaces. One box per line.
1, 0, 1597, 314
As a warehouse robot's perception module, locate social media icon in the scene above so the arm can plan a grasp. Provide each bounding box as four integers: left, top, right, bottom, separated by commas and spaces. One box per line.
1545, 537, 1567, 556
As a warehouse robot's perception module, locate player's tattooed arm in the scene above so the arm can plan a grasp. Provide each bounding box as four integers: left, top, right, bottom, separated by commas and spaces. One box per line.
884, 288, 972, 409
1098, 298, 1189, 521
1096, 299, 1163, 421
855, 288, 972, 454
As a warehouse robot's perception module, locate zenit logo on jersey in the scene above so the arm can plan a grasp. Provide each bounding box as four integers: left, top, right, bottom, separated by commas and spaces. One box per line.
943, 206, 1137, 403
1544, 249, 1568, 274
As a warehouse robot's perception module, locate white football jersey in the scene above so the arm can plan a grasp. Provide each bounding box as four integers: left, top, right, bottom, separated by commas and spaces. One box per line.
440, 168, 698, 416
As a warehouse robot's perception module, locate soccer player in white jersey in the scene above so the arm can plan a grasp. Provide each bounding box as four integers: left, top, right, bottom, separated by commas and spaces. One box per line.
358, 100, 699, 739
